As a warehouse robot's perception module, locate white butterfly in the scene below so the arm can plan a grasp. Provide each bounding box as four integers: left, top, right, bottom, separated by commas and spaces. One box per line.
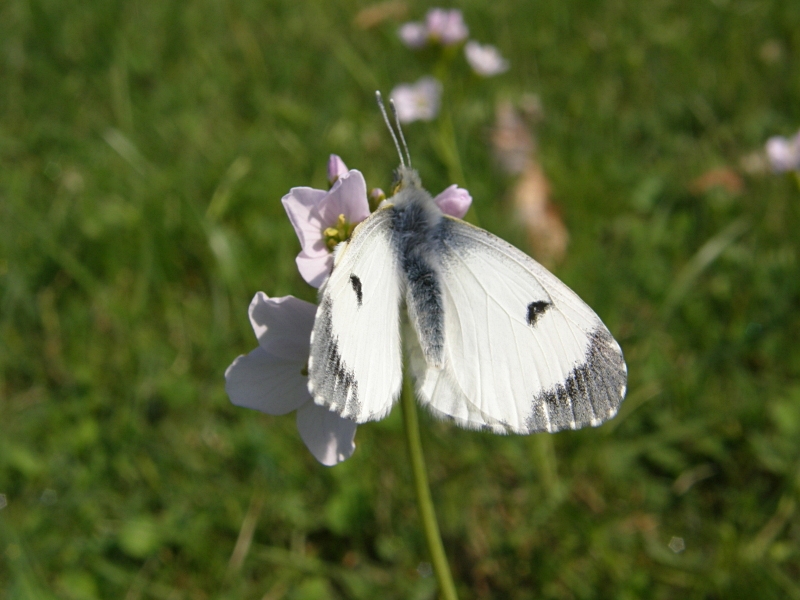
307, 95, 627, 434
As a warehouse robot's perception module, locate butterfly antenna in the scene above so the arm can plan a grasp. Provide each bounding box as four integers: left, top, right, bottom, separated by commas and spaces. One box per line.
388, 99, 412, 168
375, 91, 406, 168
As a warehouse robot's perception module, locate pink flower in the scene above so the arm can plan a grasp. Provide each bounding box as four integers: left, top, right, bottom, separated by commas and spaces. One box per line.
390, 77, 442, 123
225, 293, 357, 466
426, 8, 469, 45
464, 41, 509, 76
766, 132, 800, 173
282, 167, 370, 288
398, 22, 428, 48
398, 8, 468, 48
434, 184, 472, 219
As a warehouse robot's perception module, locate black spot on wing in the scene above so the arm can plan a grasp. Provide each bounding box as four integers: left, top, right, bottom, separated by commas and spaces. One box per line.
526, 328, 626, 433
526, 301, 551, 326
308, 297, 361, 418
349, 274, 363, 307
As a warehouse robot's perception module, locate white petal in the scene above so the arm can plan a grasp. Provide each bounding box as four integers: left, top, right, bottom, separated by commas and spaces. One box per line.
766, 136, 800, 173
295, 403, 357, 466
281, 187, 328, 255
225, 346, 310, 415
398, 22, 428, 48
465, 41, 509, 77
248, 293, 316, 360
391, 77, 442, 123
296, 252, 334, 289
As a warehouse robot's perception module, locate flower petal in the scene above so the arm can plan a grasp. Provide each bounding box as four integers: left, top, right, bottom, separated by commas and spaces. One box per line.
425, 9, 468, 45
282, 187, 328, 256
398, 21, 428, 48
225, 346, 310, 415
296, 402, 357, 466
317, 170, 370, 226
391, 77, 442, 124
766, 135, 800, 173
434, 184, 472, 219
327, 154, 349, 185
248, 293, 316, 360
465, 41, 509, 77
296, 251, 334, 289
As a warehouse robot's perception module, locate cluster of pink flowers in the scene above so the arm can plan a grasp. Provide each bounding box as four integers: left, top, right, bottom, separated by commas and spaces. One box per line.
391, 9, 509, 124
225, 155, 471, 465
398, 8, 470, 48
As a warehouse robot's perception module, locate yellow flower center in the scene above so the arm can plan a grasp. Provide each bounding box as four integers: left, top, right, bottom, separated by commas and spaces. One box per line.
322, 214, 356, 251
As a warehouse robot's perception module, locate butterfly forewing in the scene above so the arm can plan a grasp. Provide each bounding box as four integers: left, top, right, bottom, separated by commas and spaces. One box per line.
308, 208, 404, 422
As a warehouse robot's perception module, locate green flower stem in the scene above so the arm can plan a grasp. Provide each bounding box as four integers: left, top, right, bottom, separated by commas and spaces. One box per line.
401, 375, 459, 600
432, 104, 466, 188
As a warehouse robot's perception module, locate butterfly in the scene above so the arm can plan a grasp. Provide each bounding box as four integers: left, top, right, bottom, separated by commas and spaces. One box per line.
307, 93, 627, 434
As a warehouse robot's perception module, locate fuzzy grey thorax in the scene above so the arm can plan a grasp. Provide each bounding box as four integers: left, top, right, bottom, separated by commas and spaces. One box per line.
387, 166, 446, 369
388, 166, 443, 227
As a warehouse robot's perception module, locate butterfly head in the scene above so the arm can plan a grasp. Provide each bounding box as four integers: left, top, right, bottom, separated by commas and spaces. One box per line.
390, 165, 422, 195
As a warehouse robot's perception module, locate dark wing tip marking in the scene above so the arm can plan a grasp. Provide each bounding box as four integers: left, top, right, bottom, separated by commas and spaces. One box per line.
349, 274, 363, 307
526, 301, 552, 326
527, 328, 627, 433
308, 298, 361, 418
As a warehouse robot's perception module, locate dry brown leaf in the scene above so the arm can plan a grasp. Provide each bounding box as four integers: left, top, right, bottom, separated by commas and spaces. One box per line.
353, 1, 408, 29
689, 167, 744, 195
513, 160, 569, 266
491, 100, 535, 175
492, 97, 568, 265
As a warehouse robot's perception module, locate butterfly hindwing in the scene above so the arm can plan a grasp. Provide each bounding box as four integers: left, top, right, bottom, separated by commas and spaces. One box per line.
308, 208, 403, 422
411, 216, 627, 434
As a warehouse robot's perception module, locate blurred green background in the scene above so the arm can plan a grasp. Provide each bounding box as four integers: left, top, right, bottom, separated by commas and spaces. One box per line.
2, 0, 800, 598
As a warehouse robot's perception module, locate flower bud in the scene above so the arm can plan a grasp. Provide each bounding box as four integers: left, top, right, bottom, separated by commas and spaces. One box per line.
327, 154, 349, 186
369, 188, 386, 211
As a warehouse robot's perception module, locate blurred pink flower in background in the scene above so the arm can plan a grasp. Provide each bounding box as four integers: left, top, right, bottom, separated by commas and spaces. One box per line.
465, 41, 509, 76
398, 22, 428, 48
426, 8, 469, 45
225, 293, 357, 466
282, 156, 370, 288
765, 131, 800, 172
398, 8, 468, 48
391, 77, 443, 123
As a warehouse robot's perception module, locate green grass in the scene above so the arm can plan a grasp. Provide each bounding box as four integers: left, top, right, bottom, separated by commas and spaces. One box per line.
2, 0, 800, 598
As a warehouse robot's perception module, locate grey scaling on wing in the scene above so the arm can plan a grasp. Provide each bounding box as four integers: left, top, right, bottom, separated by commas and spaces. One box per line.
526, 327, 627, 433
